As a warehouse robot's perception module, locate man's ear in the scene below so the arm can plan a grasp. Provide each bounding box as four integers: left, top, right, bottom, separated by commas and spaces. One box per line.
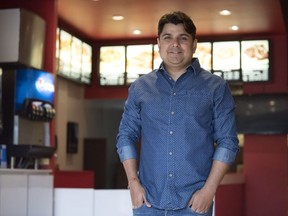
192, 38, 198, 53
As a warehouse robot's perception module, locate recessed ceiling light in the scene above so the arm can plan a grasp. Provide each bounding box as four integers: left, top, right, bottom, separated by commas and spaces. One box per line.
112, 15, 124, 21
133, 30, 142, 35
230, 25, 239, 31
219, 10, 231, 16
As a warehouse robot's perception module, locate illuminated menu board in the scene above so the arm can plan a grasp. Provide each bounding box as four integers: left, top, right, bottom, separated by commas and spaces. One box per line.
194, 42, 212, 70
241, 40, 269, 82
98, 39, 270, 86
99, 46, 125, 85
56, 28, 92, 84
81, 42, 92, 84
126, 45, 153, 84
212, 41, 241, 81
70, 36, 82, 79
153, 45, 162, 70
58, 30, 72, 76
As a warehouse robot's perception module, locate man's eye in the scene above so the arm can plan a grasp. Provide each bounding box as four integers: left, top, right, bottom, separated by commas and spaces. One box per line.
180, 37, 188, 41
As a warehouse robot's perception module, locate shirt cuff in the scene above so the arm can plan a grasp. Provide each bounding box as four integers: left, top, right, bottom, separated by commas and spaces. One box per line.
117, 145, 138, 162
213, 147, 238, 164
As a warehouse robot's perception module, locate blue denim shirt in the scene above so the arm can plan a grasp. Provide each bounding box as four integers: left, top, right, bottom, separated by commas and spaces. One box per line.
116, 58, 239, 210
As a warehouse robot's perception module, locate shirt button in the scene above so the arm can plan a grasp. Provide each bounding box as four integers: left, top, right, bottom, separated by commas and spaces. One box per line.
169, 152, 173, 155
169, 131, 173, 135
171, 111, 175, 115
173, 92, 176, 96
169, 173, 173, 177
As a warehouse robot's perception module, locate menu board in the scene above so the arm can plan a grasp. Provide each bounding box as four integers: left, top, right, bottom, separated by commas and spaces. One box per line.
70, 36, 82, 79
194, 42, 212, 70
153, 44, 162, 70
212, 41, 241, 81
241, 40, 269, 82
99, 46, 125, 85
56, 28, 93, 84
98, 39, 271, 86
81, 42, 92, 84
59, 30, 72, 76
126, 44, 153, 84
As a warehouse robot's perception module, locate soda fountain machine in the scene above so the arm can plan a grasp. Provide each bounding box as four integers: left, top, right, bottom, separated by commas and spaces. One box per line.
0, 68, 56, 169
0, 8, 56, 169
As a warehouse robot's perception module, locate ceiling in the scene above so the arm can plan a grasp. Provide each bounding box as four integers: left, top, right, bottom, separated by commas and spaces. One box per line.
58, 0, 286, 40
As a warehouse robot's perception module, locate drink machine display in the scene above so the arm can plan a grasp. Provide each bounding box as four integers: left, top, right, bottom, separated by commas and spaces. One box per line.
15, 69, 55, 121
0, 68, 56, 169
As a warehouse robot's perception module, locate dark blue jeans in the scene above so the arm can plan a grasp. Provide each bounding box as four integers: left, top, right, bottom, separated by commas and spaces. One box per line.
133, 203, 214, 216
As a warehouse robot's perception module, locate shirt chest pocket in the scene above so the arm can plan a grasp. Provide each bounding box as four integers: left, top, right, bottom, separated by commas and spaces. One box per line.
185, 91, 213, 119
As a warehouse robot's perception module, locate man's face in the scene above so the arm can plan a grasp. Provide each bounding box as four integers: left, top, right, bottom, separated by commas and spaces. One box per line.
157, 23, 197, 70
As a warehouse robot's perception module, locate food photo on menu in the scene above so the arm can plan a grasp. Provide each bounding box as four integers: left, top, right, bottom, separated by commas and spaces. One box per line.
241, 40, 269, 82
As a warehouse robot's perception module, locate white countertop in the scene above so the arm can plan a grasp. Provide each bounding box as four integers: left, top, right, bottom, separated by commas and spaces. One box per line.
0, 168, 52, 175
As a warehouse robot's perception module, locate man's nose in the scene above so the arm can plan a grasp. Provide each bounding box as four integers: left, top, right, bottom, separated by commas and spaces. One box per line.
172, 38, 180, 47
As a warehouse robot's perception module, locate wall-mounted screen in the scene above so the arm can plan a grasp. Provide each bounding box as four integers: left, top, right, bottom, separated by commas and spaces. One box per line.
213, 41, 241, 81
126, 45, 153, 84
241, 40, 269, 82
81, 42, 92, 84
70, 36, 82, 80
194, 42, 212, 70
56, 28, 92, 85
99, 46, 125, 85
58, 29, 72, 76
98, 39, 271, 86
153, 44, 161, 70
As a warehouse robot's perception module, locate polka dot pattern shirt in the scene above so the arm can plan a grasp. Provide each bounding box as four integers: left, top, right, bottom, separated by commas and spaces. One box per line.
117, 58, 239, 210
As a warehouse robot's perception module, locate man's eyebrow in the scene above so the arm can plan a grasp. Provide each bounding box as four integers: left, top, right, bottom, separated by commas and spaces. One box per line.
179, 33, 191, 37
161, 33, 191, 37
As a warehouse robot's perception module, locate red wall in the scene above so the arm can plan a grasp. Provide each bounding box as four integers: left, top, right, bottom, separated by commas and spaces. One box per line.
216, 183, 245, 216
244, 135, 288, 216
242, 35, 288, 216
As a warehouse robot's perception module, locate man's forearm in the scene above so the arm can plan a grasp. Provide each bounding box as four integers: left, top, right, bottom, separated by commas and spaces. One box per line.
123, 158, 139, 186
203, 160, 230, 194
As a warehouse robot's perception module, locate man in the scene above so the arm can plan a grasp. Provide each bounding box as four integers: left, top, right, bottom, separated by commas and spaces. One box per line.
116, 11, 239, 216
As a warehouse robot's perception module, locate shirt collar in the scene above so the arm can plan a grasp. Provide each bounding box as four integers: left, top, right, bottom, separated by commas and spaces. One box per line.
157, 58, 201, 76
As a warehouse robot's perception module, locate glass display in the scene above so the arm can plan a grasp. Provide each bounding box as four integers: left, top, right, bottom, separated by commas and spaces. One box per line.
98, 39, 270, 86
81, 42, 92, 84
99, 46, 126, 85
153, 44, 162, 70
59, 30, 72, 76
126, 44, 153, 84
70, 37, 82, 79
241, 40, 269, 82
56, 29, 93, 85
15, 69, 55, 111
194, 42, 212, 70
212, 41, 241, 81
